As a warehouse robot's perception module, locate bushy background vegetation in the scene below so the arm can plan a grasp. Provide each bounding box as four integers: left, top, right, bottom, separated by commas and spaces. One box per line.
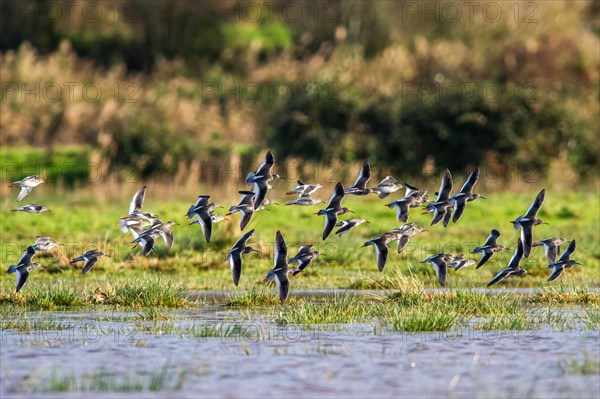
1, 0, 598, 184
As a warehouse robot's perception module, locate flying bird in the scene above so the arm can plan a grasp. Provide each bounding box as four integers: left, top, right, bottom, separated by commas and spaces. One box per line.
316, 182, 353, 240
227, 229, 258, 286
547, 240, 579, 282
265, 244, 319, 281
186, 195, 220, 243
447, 255, 476, 271
70, 249, 108, 275
450, 167, 484, 223
10, 204, 51, 213
246, 151, 277, 210
533, 237, 569, 263
424, 169, 454, 227
511, 189, 547, 258
271, 231, 291, 304
227, 191, 256, 231
334, 218, 368, 237
373, 176, 402, 199
362, 235, 397, 272
286, 180, 322, 196
384, 193, 427, 223
345, 161, 376, 196
421, 253, 453, 287
487, 238, 527, 287
473, 229, 507, 269
384, 223, 426, 253
8, 175, 45, 202
5, 246, 40, 292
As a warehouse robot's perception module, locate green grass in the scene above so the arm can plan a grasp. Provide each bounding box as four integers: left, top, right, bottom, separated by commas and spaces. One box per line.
0, 276, 189, 310
32, 365, 188, 393
1, 189, 598, 296
558, 353, 600, 375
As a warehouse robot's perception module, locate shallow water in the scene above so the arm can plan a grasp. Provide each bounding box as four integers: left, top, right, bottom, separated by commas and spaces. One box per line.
1, 309, 599, 398
187, 287, 600, 301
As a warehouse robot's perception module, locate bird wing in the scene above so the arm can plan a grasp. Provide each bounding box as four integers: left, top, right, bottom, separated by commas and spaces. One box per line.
442, 207, 452, 227
238, 191, 255, 206
252, 180, 269, 210
274, 231, 288, 270
374, 241, 389, 272
452, 198, 467, 223
194, 195, 211, 208
82, 257, 99, 275
233, 229, 255, 251
547, 265, 564, 282
239, 206, 254, 231
196, 209, 213, 243
17, 247, 36, 265
460, 167, 480, 193
476, 251, 493, 269
396, 202, 410, 223
129, 186, 147, 214
483, 230, 501, 246
508, 238, 524, 269
17, 187, 32, 202
397, 235, 410, 253
520, 224, 533, 258
158, 229, 174, 250
432, 260, 447, 287
296, 257, 311, 271
322, 211, 337, 240
255, 150, 274, 177
15, 267, 30, 292
525, 189, 545, 219
431, 206, 446, 226
487, 268, 511, 287
296, 245, 313, 257
142, 236, 155, 256
544, 243, 558, 263
352, 161, 371, 188
228, 252, 243, 286
326, 182, 345, 209
556, 240, 576, 263
436, 169, 453, 202
274, 271, 290, 304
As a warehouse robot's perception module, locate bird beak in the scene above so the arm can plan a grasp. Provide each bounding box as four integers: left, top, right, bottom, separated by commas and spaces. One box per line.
349, 210, 355, 213
225, 212, 232, 216
383, 204, 389, 207
131, 243, 139, 250
480, 196, 486, 199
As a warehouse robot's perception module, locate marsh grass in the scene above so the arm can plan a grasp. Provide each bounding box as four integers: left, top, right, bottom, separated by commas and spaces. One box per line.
558, 353, 600, 376
225, 288, 294, 307
32, 365, 187, 393
387, 306, 460, 332
275, 295, 377, 325
0, 277, 189, 310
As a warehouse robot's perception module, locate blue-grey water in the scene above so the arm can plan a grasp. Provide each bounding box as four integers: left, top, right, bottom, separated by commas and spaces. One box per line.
1, 307, 599, 398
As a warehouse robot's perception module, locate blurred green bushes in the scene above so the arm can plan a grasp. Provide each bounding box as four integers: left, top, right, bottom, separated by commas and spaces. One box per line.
0, 0, 598, 182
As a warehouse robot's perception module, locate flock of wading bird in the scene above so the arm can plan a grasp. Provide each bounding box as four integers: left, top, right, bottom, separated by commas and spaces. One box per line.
6, 151, 581, 303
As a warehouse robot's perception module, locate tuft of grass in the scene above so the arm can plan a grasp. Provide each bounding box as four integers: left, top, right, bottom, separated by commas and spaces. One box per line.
558, 353, 600, 375
225, 288, 290, 307
32, 365, 187, 393
387, 306, 460, 332
275, 295, 375, 325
